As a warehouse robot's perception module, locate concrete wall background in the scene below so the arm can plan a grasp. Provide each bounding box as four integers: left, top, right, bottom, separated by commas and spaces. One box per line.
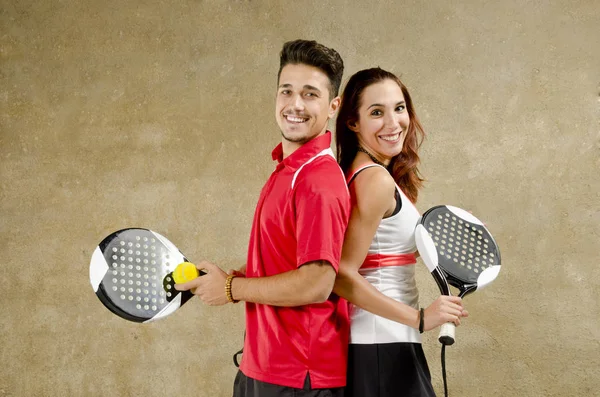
1, 0, 598, 396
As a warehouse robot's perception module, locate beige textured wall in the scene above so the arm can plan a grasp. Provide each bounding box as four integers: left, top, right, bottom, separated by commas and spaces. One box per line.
1, 0, 598, 396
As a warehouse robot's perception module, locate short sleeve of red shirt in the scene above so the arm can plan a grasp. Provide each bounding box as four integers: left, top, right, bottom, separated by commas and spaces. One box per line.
293, 157, 350, 272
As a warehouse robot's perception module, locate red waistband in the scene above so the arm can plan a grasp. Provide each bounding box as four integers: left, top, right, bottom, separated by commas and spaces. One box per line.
361, 253, 417, 269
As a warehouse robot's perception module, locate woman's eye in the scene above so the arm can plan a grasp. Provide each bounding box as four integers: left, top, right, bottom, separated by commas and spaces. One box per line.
371, 109, 382, 116
396, 105, 406, 112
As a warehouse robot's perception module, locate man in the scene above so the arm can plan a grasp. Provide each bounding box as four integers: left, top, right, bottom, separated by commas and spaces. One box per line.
176, 40, 350, 397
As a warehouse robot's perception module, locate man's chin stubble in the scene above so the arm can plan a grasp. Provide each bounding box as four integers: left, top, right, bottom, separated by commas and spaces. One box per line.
280, 131, 311, 144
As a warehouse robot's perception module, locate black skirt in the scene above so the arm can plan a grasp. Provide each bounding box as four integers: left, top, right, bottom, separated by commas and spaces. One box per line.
346, 343, 436, 397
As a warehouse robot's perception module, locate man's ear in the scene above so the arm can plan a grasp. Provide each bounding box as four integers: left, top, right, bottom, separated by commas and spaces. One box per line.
328, 96, 341, 119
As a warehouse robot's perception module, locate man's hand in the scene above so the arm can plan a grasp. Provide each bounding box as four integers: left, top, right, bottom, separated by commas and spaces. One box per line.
174, 260, 229, 306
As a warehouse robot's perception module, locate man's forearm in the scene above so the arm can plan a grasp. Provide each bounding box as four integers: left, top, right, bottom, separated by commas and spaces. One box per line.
231, 262, 336, 307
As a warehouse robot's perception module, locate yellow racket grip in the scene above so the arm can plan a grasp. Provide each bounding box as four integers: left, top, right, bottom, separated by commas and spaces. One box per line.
172, 262, 199, 284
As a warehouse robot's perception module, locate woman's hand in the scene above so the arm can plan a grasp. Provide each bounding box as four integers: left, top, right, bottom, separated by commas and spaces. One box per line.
423, 295, 469, 331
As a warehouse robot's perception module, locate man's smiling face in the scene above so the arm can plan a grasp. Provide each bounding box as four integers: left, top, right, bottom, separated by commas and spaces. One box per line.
275, 63, 337, 152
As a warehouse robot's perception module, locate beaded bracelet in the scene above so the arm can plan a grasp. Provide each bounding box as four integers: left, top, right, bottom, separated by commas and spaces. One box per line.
225, 274, 238, 303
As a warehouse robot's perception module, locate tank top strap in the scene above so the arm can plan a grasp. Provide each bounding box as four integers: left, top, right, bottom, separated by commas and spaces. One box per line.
346, 163, 388, 185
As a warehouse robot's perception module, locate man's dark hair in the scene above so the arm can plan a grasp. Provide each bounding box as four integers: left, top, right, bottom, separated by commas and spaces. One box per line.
277, 39, 344, 99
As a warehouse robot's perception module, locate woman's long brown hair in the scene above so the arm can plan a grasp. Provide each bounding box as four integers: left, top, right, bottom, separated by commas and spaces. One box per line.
336, 68, 425, 203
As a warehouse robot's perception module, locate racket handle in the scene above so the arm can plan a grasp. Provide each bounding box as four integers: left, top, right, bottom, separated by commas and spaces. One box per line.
438, 322, 456, 346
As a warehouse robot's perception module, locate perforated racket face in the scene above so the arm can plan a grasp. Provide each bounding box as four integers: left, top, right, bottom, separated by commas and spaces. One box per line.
420, 206, 501, 293
89, 228, 192, 323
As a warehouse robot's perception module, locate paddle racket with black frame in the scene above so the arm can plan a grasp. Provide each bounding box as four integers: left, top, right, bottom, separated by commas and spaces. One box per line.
89, 228, 203, 323
414, 205, 501, 396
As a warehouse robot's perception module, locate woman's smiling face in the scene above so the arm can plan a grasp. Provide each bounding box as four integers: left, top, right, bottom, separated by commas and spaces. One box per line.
350, 79, 411, 164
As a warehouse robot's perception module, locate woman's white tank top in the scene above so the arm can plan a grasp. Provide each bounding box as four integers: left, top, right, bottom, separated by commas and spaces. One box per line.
347, 164, 422, 344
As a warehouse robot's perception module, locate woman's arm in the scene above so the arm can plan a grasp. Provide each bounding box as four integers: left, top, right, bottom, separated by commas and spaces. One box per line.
333, 167, 466, 331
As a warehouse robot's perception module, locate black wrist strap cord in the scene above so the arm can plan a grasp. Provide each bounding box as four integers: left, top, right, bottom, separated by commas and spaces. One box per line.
441, 344, 449, 397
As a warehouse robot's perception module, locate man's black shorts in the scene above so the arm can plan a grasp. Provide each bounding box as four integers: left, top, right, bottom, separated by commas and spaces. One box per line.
233, 370, 344, 397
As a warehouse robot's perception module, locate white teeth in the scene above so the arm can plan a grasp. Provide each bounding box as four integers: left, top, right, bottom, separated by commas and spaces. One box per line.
380, 133, 400, 142
285, 115, 308, 123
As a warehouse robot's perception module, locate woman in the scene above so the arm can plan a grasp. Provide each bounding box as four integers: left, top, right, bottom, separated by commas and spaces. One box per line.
334, 68, 469, 397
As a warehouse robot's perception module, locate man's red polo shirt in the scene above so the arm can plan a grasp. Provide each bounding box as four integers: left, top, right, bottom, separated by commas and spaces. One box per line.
239, 131, 351, 389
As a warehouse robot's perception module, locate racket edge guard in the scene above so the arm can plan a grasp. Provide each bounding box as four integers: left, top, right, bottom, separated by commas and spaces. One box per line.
415, 224, 438, 272
90, 246, 109, 292
477, 265, 501, 290
446, 205, 483, 225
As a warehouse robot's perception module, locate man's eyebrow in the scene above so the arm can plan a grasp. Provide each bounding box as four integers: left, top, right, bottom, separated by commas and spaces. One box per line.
367, 100, 406, 110
277, 84, 322, 93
